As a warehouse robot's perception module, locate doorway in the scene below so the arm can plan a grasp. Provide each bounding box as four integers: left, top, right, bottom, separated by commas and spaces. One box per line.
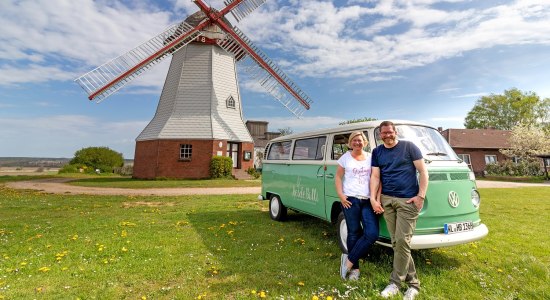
227, 142, 239, 168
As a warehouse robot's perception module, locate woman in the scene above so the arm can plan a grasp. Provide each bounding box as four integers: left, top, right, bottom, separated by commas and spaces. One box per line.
335, 131, 383, 280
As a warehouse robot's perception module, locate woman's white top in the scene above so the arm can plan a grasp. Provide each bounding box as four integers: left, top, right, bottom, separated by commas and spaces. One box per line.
337, 150, 372, 199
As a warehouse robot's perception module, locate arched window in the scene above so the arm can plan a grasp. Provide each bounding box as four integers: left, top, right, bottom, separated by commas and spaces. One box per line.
226, 95, 235, 109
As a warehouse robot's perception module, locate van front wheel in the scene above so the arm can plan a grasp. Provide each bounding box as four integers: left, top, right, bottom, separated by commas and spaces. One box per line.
269, 195, 287, 221
336, 212, 348, 253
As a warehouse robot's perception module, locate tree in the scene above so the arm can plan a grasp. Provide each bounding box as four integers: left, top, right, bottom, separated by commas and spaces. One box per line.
277, 127, 294, 136
339, 117, 378, 125
464, 88, 550, 130
70, 146, 124, 173
500, 122, 550, 159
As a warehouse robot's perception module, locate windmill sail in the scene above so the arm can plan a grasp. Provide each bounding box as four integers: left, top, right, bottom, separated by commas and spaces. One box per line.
75, 21, 203, 102
223, 0, 267, 22
217, 27, 312, 117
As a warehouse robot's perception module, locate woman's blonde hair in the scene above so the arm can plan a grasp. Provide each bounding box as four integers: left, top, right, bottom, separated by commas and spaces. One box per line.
347, 131, 367, 148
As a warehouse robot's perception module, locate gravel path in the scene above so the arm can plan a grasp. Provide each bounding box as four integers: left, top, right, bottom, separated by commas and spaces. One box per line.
5, 178, 261, 196
3, 178, 548, 196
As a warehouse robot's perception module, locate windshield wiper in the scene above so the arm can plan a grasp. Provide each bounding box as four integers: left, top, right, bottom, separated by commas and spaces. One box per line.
426, 152, 448, 156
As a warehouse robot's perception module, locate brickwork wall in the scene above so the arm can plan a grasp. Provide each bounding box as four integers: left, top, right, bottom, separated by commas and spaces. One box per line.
454, 148, 508, 176
133, 139, 255, 179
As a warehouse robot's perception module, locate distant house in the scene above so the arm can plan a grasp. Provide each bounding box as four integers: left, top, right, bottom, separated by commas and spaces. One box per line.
440, 128, 511, 176
245, 120, 281, 169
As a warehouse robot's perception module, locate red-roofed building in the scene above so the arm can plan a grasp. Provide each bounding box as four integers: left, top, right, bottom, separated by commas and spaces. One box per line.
441, 128, 511, 176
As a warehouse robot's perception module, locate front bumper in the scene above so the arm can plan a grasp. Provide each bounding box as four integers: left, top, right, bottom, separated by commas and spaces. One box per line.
376, 224, 489, 249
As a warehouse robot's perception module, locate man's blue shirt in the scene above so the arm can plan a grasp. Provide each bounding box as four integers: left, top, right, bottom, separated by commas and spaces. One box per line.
372, 140, 423, 198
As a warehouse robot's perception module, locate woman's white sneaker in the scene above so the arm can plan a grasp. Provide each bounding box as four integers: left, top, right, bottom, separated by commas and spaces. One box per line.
348, 269, 360, 281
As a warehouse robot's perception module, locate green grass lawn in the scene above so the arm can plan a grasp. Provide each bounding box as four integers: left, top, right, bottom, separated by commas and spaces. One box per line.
0, 180, 548, 299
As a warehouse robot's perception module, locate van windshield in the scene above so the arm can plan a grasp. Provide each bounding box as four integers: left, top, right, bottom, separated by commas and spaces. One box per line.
375, 125, 459, 161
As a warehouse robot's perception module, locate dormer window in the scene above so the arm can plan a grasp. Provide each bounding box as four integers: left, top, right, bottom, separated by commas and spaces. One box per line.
226, 95, 235, 109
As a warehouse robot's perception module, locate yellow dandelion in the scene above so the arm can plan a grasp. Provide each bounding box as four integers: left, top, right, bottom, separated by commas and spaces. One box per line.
121, 230, 127, 237
227, 230, 234, 235
259, 291, 266, 298
312, 296, 319, 300
297, 281, 305, 286
497, 268, 503, 273
251, 290, 257, 295
38, 266, 50, 272
121, 247, 128, 252
20, 262, 27, 266
327, 297, 333, 300
141, 296, 147, 300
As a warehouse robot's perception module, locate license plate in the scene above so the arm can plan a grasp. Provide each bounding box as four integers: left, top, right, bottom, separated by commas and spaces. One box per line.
444, 221, 473, 234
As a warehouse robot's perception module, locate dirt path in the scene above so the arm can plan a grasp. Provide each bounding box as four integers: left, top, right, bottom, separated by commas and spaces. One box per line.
3, 178, 548, 196
5, 178, 261, 196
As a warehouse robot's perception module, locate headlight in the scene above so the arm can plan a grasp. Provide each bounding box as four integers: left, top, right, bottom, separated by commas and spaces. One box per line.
471, 189, 480, 208
469, 171, 476, 181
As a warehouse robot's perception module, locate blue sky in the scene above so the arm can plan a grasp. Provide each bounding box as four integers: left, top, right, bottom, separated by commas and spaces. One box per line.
1, 0, 549, 158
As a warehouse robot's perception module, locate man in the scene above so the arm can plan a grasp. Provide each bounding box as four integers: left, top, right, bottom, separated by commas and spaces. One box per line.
370, 121, 428, 300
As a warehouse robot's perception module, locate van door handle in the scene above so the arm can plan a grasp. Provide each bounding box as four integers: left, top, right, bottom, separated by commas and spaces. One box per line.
317, 174, 324, 177
325, 174, 334, 179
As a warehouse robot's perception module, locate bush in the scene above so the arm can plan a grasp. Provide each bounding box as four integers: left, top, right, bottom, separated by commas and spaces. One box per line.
70, 146, 124, 173
209, 156, 233, 178
246, 167, 261, 179
58, 164, 82, 174
114, 165, 133, 176
485, 158, 543, 177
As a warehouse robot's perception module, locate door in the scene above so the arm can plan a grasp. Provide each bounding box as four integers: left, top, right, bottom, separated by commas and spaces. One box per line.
227, 142, 239, 168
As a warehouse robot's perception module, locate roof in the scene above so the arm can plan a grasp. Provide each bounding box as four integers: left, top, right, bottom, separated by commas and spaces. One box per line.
269, 120, 431, 142
442, 128, 511, 149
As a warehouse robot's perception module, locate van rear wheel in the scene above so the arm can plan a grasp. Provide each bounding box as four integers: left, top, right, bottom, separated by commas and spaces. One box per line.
269, 195, 287, 221
336, 211, 348, 253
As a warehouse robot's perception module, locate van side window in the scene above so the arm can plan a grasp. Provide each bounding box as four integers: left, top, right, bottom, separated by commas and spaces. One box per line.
292, 137, 326, 160
331, 131, 370, 160
267, 141, 292, 160
332, 134, 349, 160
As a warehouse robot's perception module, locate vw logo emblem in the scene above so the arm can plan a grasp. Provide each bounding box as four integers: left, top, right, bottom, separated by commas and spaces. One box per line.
448, 191, 460, 208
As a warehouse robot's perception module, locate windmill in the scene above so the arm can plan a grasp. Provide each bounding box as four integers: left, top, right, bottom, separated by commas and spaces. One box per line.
75, 0, 313, 179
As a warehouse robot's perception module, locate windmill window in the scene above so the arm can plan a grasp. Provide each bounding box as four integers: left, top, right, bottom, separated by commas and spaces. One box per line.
226, 96, 236, 109
180, 144, 192, 161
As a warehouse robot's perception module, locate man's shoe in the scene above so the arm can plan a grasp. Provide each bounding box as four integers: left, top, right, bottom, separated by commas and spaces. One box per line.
339, 254, 349, 280
403, 287, 419, 300
348, 269, 360, 281
380, 283, 400, 298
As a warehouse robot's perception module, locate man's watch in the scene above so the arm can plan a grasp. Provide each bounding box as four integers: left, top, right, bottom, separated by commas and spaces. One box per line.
417, 195, 425, 200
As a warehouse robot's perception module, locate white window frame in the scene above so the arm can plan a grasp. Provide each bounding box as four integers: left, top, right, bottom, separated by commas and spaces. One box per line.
458, 154, 471, 165
226, 95, 235, 109
180, 144, 192, 161
485, 155, 497, 164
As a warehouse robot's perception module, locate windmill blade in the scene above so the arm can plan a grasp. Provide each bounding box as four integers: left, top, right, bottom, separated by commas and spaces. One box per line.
216, 27, 312, 117
75, 21, 203, 102
222, 0, 266, 22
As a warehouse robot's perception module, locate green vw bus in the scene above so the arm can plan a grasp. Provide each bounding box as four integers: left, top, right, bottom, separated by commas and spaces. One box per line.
259, 120, 488, 252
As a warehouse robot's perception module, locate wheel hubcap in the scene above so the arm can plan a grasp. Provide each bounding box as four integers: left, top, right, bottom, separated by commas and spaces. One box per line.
271, 198, 279, 216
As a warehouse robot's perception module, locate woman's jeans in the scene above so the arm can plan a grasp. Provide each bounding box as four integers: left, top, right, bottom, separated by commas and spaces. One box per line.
342, 196, 379, 269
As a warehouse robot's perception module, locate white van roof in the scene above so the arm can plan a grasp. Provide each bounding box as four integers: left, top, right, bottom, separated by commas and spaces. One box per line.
269, 119, 434, 142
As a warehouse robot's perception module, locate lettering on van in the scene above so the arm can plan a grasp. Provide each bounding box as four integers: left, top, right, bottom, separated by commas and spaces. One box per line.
292, 177, 319, 203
